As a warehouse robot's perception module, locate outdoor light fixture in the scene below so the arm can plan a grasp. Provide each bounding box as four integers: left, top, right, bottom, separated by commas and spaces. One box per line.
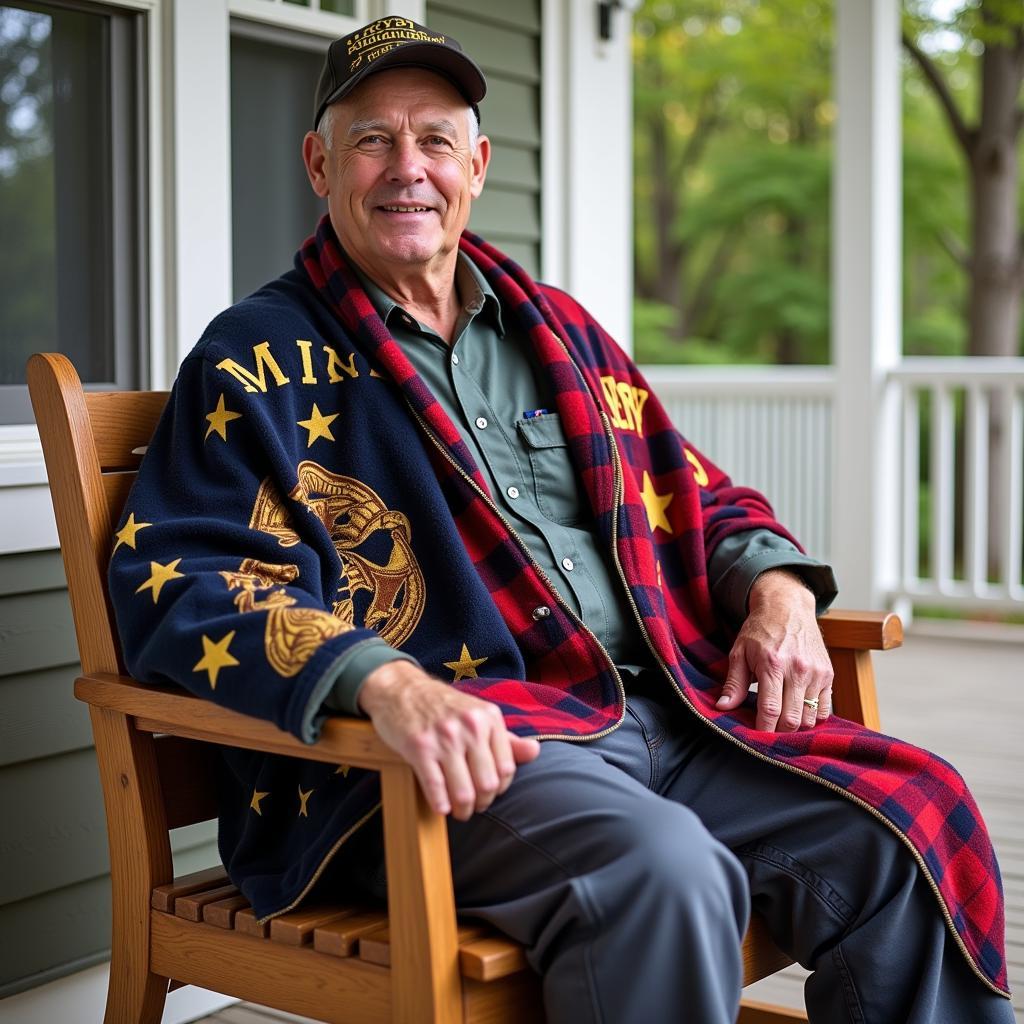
598, 0, 643, 41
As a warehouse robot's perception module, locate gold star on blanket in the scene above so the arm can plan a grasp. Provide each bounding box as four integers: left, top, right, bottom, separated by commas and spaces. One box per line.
334, 764, 351, 777
135, 558, 184, 603
298, 786, 314, 817
250, 790, 269, 815
297, 403, 338, 447
444, 643, 488, 682
193, 631, 239, 689
205, 393, 242, 442
113, 512, 152, 555
640, 471, 674, 535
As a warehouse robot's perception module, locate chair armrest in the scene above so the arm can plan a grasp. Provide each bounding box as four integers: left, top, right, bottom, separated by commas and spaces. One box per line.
818, 610, 903, 651
75, 672, 404, 769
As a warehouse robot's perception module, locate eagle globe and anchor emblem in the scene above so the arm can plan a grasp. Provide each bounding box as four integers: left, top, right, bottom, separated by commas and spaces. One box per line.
220, 461, 425, 678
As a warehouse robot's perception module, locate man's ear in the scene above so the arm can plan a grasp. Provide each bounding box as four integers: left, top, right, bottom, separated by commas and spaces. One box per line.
302, 131, 330, 198
470, 135, 491, 199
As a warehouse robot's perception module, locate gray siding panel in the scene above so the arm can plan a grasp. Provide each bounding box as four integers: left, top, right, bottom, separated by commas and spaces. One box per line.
0, 548, 67, 597
0, 837, 220, 997
0, 664, 92, 768
0, 549, 221, 995
0, 588, 78, 678
427, 0, 543, 279
429, 0, 541, 34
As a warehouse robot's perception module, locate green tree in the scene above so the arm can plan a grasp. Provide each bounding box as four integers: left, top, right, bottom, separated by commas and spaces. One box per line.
633, 0, 834, 365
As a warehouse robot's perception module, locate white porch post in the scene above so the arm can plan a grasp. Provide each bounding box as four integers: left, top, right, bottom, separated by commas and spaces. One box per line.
542, 0, 633, 352
162, 0, 234, 376
831, 0, 902, 610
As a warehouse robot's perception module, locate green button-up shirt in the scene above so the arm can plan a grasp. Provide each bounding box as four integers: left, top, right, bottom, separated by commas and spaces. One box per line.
322, 253, 837, 715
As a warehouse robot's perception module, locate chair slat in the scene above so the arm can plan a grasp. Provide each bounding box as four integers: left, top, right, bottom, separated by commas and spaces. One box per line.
102, 472, 138, 527
154, 734, 220, 829
175, 883, 240, 922
151, 866, 229, 913
85, 390, 169, 471
359, 923, 491, 970
235, 907, 273, 938
269, 904, 360, 946
312, 910, 388, 957
203, 893, 250, 929
459, 936, 529, 982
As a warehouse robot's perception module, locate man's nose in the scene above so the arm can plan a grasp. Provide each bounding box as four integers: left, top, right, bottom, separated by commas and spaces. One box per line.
385, 136, 426, 184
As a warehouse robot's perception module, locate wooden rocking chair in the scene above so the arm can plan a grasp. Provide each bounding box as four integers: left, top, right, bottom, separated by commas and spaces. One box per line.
27, 350, 902, 1024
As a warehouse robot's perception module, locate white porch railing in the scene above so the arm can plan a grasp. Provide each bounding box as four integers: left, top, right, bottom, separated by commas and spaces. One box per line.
640, 359, 1024, 617
640, 366, 836, 566
891, 358, 1024, 613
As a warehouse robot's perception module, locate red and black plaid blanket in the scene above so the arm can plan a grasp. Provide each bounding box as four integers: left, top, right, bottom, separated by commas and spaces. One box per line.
306, 220, 1009, 996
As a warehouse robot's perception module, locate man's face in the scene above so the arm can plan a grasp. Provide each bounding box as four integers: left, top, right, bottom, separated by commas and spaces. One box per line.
303, 67, 490, 281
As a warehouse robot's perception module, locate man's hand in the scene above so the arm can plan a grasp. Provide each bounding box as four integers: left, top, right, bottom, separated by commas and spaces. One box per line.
357, 660, 541, 819
715, 569, 833, 731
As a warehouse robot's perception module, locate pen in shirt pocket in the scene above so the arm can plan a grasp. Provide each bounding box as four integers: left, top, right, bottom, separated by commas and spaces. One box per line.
522, 408, 549, 419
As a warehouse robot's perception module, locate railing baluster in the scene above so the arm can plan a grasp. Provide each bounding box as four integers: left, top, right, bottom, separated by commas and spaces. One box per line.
1005, 388, 1023, 596
964, 386, 989, 594
902, 386, 920, 588
931, 384, 955, 592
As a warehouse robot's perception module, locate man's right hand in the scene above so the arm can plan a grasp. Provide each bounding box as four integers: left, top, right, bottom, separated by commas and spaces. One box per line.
357, 660, 541, 820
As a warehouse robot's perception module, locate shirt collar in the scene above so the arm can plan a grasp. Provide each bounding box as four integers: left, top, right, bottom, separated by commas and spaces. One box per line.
349, 250, 505, 338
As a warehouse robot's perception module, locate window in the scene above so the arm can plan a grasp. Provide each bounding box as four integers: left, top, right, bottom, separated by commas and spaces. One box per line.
230, 23, 327, 300
0, 1, 146, 424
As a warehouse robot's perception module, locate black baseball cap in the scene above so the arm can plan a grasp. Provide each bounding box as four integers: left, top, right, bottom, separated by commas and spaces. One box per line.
313, 16, 487, 130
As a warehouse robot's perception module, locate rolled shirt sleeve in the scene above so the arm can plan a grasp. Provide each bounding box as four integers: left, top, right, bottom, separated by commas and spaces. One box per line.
320, 639, 420, 717
709, 528, 839, 626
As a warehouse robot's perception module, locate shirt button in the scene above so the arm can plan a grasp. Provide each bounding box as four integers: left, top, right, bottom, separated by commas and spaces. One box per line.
532, 605, 551, 620
561, 557, 575, 572
451, 353, 460, 365
506, 485, 520, 499
475, 416, 488, 430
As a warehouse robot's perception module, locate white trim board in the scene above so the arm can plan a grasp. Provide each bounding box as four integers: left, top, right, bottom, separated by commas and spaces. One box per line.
0, 962, 237, 1024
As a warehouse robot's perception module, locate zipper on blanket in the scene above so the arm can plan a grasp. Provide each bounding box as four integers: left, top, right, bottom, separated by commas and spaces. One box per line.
595, 403, 1007, 998
403, 400, 627, 744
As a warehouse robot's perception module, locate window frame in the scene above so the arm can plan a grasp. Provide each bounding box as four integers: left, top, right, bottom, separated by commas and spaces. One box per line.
0, 0, 150, 425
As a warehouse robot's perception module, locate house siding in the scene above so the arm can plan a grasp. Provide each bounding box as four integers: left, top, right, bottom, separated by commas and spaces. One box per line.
428, 0, 543, 276
1, 2, 544, 998
0, 549, 220, 997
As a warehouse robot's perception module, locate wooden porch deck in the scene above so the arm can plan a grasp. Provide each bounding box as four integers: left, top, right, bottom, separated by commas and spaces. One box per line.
198, 628, 1024, 1023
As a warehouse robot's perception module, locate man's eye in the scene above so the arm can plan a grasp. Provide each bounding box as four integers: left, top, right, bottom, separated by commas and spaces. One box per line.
425, 136, 451, 147
359, 135, 387, 146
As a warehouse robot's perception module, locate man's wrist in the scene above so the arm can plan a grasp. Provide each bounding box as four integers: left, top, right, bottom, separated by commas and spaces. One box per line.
357, 659, 422, 715
748, 568, 817, 611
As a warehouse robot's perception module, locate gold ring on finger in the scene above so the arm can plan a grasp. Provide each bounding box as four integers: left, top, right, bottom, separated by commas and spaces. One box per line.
802, 697, 819, 710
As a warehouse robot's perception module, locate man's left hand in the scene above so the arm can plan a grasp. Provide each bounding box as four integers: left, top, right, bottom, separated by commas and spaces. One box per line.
715, 569, 833, 731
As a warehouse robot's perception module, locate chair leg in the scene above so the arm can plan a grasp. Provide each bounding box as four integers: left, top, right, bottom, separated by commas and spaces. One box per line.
90, 708, 173, 1024
103, 944, 169, 1024
737, 998, 807, 1023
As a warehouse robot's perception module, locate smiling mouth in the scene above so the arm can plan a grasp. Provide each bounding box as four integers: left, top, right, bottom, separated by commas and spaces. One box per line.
377, 204, 433, 213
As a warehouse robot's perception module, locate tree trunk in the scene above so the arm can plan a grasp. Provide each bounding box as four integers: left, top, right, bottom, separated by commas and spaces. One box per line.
649, 111, 685, 318
967, 32, 1023, 577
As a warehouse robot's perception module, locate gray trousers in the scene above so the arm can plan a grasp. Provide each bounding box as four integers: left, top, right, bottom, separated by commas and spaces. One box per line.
335, 676, 1015, 1023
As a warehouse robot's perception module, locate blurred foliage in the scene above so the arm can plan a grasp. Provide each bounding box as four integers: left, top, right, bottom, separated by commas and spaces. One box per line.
0, 6, 56, 384
632, 0, 1024, 365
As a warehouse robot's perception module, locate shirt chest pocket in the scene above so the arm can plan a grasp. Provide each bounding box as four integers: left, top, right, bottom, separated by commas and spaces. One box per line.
515, 413, 585, 526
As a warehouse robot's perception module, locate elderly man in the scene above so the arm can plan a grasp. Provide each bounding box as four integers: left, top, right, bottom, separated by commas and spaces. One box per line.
109, 16, 1012, 1024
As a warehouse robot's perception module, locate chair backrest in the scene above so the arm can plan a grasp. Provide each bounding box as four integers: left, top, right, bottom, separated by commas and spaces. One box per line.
27, 352, 218, 829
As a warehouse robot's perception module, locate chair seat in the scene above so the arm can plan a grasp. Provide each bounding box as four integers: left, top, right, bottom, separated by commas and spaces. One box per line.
152, 866, 793, 993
